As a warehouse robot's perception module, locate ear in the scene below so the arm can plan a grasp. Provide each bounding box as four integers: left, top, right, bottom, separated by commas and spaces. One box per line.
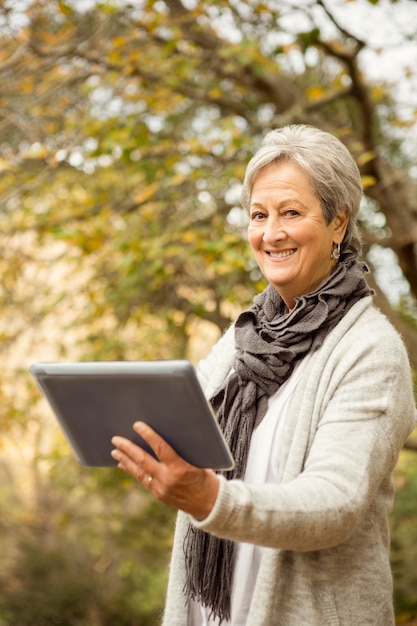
332, 209, 349, 240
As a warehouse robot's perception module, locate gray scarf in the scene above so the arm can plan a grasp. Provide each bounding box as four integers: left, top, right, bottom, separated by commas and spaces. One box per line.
184, 254, 374, 623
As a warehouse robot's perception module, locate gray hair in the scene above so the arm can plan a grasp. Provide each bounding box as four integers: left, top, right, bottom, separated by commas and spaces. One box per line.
241, 124, 363, 256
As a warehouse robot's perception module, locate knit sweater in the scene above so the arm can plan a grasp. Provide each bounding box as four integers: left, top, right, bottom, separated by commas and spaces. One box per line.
162, 297, 416, 626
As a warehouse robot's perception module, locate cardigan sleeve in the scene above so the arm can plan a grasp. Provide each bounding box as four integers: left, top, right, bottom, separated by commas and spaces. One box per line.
190, 308, 417, 552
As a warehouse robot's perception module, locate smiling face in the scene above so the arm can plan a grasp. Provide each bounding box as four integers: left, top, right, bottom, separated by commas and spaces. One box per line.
248, 161, 348, 310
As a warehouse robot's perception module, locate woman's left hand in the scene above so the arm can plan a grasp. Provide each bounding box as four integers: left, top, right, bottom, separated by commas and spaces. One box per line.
111, 421, 219, 521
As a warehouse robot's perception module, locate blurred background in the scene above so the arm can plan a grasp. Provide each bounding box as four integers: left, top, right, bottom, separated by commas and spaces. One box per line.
0, 0, 417, 624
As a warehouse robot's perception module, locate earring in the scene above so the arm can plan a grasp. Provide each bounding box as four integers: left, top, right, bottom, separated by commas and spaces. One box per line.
332, 242, 341, 260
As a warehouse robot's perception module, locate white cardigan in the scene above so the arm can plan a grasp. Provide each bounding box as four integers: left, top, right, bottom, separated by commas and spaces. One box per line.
162, 297, 416, 626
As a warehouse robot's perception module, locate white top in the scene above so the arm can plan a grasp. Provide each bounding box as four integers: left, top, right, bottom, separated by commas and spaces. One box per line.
189, 355, 310, 626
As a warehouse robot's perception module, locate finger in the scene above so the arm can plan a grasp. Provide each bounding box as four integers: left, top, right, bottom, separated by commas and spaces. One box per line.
110, 446, 155, 488
111, 434, 147, 464
111, 435, 158, 479
132, 421, 181, 464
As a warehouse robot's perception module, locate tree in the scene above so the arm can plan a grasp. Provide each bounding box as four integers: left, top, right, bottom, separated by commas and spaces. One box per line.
1, 0, 417, 622
1, 0, 417, 360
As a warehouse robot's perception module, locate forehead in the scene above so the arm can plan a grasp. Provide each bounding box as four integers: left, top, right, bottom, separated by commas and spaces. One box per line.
251, 161, 317, 202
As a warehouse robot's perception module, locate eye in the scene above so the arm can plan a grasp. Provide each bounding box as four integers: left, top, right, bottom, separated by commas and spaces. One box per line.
282, 209, 300, 218
250, 210, 267, 221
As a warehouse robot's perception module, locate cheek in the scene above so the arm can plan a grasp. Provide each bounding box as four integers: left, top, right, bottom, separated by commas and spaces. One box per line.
247, 228, 260, 249
299, 226, 331, 251
302, 233, 334, 270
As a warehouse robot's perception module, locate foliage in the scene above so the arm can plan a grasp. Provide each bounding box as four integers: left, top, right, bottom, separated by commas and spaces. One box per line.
0, 0, 417, 623
392, 442, 417, 623
0, 448, 176, 625
1, 0, 417, 357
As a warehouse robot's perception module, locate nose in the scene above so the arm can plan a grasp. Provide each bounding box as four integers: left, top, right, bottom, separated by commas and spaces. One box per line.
262, 215, 287, 244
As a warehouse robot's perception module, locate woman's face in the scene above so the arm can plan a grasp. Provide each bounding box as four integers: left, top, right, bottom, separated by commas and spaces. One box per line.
248, 161, 348, 310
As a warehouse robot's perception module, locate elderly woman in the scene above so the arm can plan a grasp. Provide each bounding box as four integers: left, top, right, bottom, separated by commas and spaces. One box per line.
111, 124, 416, 626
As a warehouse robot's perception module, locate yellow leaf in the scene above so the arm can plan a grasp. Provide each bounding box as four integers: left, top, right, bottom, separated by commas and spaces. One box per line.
371, 85, 386, 100
306, 86, 326, 101
357, 151, 375, 166
182, 231, 196, 243
361, 175, 377, 189
111, 36, 126, 48
0, 158, 12, 172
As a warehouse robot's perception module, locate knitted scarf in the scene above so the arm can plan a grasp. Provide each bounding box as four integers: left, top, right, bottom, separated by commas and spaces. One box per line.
183, 254, 374, 624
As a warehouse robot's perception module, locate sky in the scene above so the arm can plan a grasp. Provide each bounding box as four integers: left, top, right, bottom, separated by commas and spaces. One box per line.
329, 0, 417, 147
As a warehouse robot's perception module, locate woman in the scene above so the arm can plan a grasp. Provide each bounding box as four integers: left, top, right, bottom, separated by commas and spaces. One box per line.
111, 124, 416, 626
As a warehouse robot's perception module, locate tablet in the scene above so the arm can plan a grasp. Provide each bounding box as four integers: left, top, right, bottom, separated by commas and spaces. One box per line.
30, 360, 234, 470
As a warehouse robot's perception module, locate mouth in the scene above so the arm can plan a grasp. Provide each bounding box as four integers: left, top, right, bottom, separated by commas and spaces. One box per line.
266, 249, 296, 259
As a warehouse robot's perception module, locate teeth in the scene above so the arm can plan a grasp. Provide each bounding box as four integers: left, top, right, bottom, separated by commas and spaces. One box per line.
268, 250, 295, 259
